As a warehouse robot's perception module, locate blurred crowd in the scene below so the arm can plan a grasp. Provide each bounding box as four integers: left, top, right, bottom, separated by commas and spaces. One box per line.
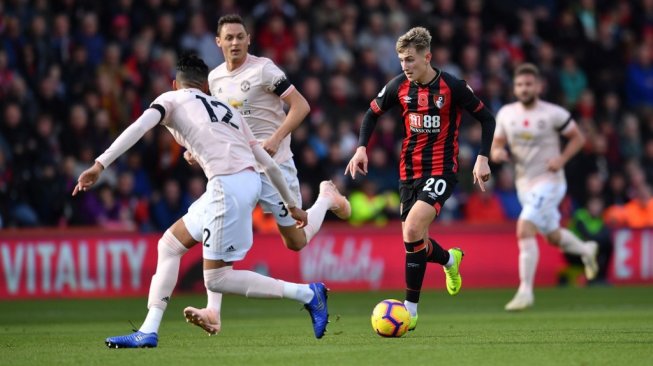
1, 0, 652, 231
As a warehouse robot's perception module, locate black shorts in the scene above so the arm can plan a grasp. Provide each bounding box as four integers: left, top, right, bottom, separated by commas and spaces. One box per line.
399, 175, 457, 221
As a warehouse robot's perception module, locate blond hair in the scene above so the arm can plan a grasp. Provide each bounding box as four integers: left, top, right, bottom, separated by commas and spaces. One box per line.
396, 27, 431, 53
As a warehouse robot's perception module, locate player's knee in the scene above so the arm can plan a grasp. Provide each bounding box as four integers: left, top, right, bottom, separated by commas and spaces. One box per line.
158, 230, 188, 256
516, 220, 537, 239
545, 230, 561, 245
402, 224, 424, 242
282, 237, 307, 252
279, 229, 308, 251
204, 267, 229, 293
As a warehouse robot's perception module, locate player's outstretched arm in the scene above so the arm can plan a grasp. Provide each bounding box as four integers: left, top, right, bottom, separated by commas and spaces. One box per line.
72, 162, 104, 196
72, 108, 162, 196
263, 89, 310, 156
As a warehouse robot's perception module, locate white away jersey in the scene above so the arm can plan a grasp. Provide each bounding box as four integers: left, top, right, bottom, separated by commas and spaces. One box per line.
495, 100, 575, 192
151, 88, 258, 180
208, 54, 295, 164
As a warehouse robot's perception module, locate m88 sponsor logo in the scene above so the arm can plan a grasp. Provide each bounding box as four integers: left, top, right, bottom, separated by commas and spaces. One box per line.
409, 113, 441, 133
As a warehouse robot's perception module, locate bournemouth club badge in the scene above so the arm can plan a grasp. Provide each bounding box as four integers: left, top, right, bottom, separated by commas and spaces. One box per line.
434, 95, 445, 109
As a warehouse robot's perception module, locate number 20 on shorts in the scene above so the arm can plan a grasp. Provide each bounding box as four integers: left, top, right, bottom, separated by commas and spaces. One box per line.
422, 178, 447, 195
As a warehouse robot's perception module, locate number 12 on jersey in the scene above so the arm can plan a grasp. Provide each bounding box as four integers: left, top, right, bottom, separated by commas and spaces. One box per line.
196, 95, 238, 129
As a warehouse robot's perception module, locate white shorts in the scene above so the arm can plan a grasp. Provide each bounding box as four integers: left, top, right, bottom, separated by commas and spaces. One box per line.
183, 169, 261, 262
259, 158, 302, 227
517, 181, 566, 234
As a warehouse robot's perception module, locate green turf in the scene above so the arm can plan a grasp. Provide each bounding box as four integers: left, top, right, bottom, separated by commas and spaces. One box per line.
1, 286, 652, 366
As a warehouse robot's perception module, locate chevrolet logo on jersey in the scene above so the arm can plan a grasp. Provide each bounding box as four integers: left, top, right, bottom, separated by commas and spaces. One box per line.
516, 132, 535, 140
228, 98, 244, 108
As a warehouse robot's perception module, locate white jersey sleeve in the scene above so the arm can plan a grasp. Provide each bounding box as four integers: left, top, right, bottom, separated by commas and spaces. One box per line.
95, 108, 162, 168
494, 106, 508, 139
261, 61, 295, 98
550, 104, 574, 133
150, 90, 178, 123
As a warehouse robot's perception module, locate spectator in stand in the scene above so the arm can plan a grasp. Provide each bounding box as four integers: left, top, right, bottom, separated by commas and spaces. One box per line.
0, 50, 15, 99
642, 139, 653, 185
348, 180, 400, 226
76, 13, 105, 67
150, 179, 191, 232
115, 171, 150, 231
464, 180, 507, 224
560, 55, 588, 109
605, 183, 653, 229
180, 13, 221, 69
257, 14, 296, 65
626, 44, 653, 109
495, 165, 521, 220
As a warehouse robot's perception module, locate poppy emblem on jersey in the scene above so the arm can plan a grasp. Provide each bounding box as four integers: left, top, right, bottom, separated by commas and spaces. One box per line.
418, 94, 428, 107
241, 80, 250, 92
434, 95, 445, 109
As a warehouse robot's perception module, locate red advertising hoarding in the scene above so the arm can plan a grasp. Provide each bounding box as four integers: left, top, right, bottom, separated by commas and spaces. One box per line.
1, 225, 651, 299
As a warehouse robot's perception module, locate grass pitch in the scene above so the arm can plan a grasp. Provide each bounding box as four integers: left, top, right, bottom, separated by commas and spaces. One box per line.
1, 286, 652, 366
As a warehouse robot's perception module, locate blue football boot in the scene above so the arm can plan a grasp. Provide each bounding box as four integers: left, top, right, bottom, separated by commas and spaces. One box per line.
105, 331, 158, 348
304, 282, 329, 339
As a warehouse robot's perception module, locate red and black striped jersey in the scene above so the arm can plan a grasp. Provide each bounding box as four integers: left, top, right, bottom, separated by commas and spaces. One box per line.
370, 69, 486, 181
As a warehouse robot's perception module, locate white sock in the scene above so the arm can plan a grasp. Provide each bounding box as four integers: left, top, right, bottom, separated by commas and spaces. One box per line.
558, 228, 592, 256
303, 196, 332, 243
205, 267, 292, 299
146, 230, 188, 313
517, 237, 539, 294
281, 281, 315, 304
206, 289, 222, 314
444, 250, 454, 268
139, 307, 164, 334
404, 300, 418, 317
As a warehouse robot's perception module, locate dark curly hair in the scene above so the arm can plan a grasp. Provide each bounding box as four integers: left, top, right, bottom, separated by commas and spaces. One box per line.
176, 53, 209, 86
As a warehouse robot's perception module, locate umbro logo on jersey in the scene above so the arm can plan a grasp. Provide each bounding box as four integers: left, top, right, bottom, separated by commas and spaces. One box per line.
226, 245, 236, 252
403, 96, 412, 103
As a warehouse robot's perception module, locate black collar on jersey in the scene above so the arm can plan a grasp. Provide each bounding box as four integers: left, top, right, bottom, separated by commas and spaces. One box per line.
412, 67, 441, 87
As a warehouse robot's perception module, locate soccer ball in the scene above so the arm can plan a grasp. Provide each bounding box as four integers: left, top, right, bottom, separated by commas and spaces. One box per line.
370, 299, 411, 337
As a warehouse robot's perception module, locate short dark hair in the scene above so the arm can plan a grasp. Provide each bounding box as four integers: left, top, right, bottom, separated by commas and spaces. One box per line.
514, 63, 540, 78
217, 14, 246, 36
176, 53, 208, 86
